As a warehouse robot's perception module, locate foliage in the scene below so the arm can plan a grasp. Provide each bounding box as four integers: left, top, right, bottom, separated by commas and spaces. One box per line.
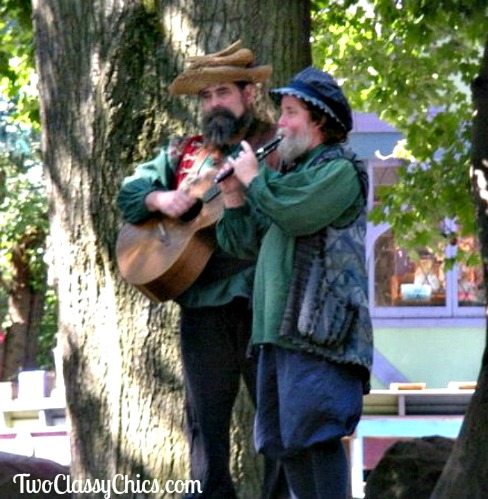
312, 0, 487, 263
0, 1, 56, 367
0, 102, 45, 289
0, 0, 38, 127
0, 100, 58, 367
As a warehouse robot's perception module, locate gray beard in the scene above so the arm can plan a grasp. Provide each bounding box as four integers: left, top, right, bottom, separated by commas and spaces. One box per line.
277, 133, 313, 165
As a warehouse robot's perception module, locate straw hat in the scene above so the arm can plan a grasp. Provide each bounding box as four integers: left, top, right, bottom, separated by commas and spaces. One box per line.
169, 40, 272, 96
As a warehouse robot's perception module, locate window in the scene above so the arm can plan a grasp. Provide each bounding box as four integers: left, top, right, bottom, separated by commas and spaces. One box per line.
373, 230, 446, 308
367, 160, 484, 319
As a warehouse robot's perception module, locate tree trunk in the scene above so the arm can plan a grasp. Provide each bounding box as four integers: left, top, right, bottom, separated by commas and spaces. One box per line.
1, 237, 46, 381
430, 33, 488, 499
31, 1, 310, 497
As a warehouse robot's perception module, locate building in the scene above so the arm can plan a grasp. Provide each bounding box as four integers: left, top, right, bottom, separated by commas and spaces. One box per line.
350, 112, 484, 390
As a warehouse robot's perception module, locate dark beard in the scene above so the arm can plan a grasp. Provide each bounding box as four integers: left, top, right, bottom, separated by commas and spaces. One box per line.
201, 107, 253, 152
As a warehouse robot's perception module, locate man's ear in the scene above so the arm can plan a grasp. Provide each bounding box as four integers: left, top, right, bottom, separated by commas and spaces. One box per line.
242, 83, 256, 104
317, 114, 327, 129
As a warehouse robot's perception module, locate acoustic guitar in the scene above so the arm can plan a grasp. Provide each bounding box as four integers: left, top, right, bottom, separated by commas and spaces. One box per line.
116, 171, 223, 302
115, 135, 282, 303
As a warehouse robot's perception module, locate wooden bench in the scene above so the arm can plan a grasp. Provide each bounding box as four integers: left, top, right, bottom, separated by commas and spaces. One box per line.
0, 395, 69, 465
0, 396, 66, 428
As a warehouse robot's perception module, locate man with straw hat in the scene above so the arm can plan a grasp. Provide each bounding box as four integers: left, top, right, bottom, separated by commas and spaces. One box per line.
117, 41, 285, 498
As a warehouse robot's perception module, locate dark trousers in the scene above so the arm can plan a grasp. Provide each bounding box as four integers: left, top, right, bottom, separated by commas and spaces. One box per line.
180, 298, 284, 499
255, 346, 362, 499
282, 441, 349, 499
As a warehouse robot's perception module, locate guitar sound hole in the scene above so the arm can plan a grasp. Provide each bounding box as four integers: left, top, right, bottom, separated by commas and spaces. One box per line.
180, 199, 203, 222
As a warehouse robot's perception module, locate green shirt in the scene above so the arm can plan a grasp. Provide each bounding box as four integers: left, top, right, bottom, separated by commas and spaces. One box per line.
217, 143, 364, 345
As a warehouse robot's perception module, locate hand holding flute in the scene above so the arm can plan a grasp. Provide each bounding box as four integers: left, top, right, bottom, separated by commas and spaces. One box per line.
214, 141, 255, 208
216, 136, 281, 208
214, 135, 282, 184
219, 140, 260, 188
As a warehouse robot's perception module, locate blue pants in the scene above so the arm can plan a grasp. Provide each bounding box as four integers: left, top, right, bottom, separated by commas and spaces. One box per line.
180, 299, 285, 499
255, 345, 363, 499
282, 440, 349, 499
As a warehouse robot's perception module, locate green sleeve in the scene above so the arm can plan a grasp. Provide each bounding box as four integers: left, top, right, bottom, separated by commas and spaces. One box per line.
116, 138, 184, 223
246, 157, 363, 236
216, 203, 270, 259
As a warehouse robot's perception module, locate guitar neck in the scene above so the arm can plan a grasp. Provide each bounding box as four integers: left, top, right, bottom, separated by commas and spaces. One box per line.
202, 184, 221, 203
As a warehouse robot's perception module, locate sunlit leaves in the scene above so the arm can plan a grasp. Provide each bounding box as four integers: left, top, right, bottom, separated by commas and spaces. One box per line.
311, 0, 485, 261
0, 104, 47, 290
0, 0, 38, 127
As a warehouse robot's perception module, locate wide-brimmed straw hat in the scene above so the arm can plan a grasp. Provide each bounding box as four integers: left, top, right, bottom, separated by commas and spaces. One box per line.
169, 40, 272, 96
270, 66, 353, 132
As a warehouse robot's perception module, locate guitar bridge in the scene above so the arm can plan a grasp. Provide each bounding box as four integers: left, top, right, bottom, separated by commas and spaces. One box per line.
157, 221, 171, 245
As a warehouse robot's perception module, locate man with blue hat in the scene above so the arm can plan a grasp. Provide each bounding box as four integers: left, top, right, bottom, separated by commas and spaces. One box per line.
216, 66, 374, 498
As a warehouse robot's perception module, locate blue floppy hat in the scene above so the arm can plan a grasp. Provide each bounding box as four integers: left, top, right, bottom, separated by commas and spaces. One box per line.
270, 66, 353, 132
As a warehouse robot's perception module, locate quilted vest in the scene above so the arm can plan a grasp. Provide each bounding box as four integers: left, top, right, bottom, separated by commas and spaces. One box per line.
278, 144, 373, 392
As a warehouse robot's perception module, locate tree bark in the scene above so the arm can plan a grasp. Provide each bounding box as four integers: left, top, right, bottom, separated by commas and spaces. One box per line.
31, 1, 310, 497
430, 33, 488, 499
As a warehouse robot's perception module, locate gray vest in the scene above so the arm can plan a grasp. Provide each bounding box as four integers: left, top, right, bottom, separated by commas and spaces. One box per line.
278, 144, 373, 392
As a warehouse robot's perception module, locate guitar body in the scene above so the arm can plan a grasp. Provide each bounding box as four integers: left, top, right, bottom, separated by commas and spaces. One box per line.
116, 173, 223, 302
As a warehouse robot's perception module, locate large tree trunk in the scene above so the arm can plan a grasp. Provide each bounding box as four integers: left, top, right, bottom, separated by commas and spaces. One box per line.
31, 1, 311, 497
430, 34, 488, 499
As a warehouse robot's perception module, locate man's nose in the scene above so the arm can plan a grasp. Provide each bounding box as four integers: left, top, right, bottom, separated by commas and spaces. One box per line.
207, 94, 223, 109
277, 116, 287, 128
